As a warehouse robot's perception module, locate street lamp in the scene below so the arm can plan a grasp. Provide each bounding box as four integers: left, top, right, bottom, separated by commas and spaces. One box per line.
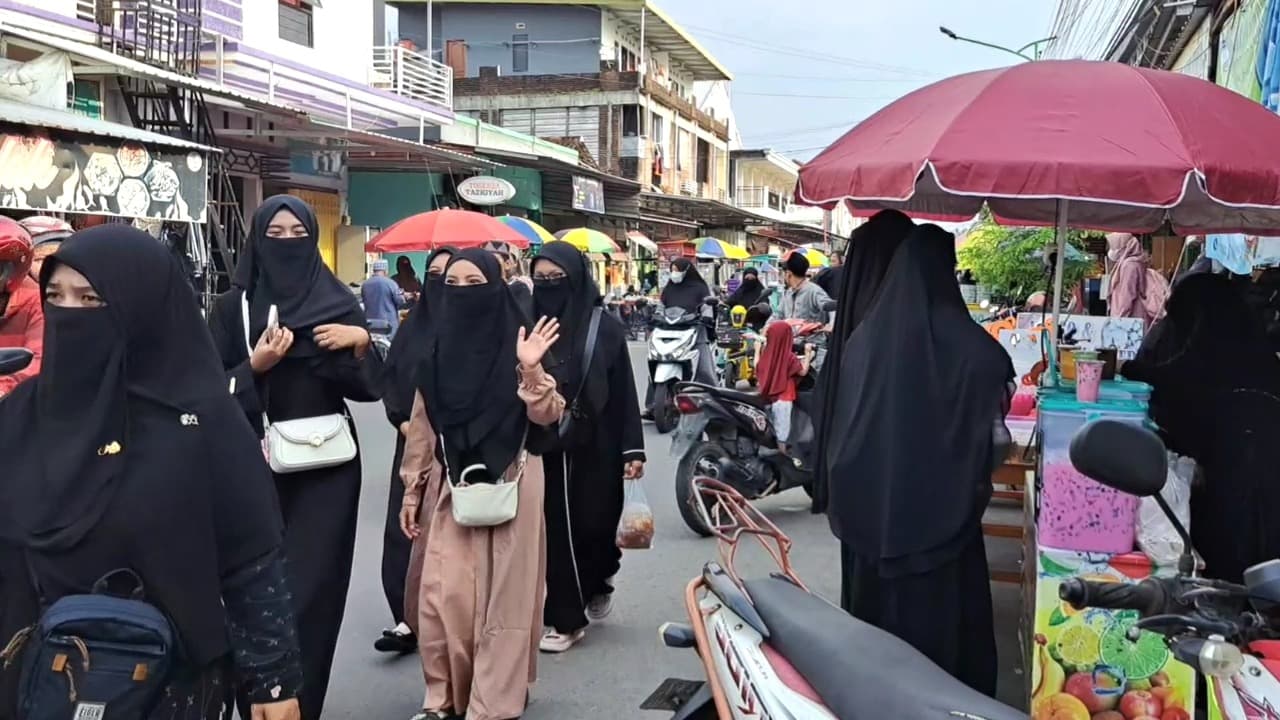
939, 26, 1058, 62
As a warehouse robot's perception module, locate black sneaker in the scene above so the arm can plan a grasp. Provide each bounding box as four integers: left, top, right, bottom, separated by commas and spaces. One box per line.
375, 625, 417, 654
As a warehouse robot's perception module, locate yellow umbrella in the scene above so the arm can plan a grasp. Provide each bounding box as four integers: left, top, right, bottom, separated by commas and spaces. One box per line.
553, 228, 619, 253
497, 215, 557, 245
694, 237, 750, 260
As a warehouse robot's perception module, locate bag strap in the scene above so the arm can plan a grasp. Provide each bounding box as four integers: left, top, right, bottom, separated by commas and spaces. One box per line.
440, 427, 529, 488
240, 290, 272, 431
559, 308, 602, 437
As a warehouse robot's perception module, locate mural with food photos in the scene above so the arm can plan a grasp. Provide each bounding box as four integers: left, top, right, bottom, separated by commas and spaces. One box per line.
0, 134, 208, 222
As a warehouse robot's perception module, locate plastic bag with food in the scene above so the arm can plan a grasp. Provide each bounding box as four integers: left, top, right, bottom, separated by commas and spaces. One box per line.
616, 480, 655, 550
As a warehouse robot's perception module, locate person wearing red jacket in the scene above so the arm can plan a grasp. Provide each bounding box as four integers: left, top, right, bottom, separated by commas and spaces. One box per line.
0, 217, 42, 397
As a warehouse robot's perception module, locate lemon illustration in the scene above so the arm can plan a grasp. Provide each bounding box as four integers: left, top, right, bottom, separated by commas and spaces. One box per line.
1055, 625, 1101, 668
1099, 623, 1169, 680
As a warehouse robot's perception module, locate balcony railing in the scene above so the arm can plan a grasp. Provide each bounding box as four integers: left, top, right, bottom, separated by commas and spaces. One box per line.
736, 186, 788, 212
371, 45, 454, 110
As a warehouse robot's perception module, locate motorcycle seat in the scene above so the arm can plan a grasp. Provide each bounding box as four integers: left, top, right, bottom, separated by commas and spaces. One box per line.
741, 577, 1024, 720
681, 382, 770, 408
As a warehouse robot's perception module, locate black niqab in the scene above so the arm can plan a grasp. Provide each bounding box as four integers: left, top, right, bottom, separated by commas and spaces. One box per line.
810, 210, 915, 513
825, 224, 1012, 576
0, 225, 257, 551
233, 195, 360, 356
381, 247, 456, 426
532, 242, 602, 407
661, 258, 711, 312
417, 249, 530, 476
727, 270, 765, 309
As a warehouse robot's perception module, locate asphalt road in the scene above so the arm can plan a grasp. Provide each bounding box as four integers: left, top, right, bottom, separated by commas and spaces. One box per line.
322, 344, 1027, 719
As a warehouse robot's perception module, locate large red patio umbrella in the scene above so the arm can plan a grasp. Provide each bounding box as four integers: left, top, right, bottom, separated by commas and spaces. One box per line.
796, 60, 1280, 235
367, 208, 530, 253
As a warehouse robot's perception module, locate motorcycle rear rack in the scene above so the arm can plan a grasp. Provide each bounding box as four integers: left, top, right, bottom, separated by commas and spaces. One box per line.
689, 477, 806, 592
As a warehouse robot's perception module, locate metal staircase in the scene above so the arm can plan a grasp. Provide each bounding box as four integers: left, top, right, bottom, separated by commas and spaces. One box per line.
96, 0, 247, 294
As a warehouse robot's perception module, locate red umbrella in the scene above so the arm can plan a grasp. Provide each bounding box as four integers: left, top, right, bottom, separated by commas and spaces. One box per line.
367, 208, 531, 253
796, 60, 1280, 235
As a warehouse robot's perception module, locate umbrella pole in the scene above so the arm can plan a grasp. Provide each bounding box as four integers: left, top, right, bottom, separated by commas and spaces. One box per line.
1049, 198, 1070, 386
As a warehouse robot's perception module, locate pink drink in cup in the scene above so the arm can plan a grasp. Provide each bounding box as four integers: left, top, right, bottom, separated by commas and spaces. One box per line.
1076, 359, 1105, 403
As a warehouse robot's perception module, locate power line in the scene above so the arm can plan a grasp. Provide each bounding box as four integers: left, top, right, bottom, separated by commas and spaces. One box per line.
736, 91, 897, 100
682, 24, 940, 78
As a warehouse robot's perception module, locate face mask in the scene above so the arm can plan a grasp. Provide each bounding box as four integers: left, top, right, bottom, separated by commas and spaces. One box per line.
1108, 248, 1123, 262
39, 305, 122, 415
258, 236, 317, 294
670, 271, 686, 284
533, 278, 571, 318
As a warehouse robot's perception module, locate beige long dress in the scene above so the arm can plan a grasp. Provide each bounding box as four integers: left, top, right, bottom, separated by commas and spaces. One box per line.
400, 364, 564, 720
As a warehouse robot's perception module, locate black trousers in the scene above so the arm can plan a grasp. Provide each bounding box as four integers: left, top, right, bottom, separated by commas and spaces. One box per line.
839, 529, 997, 698
380, 435, 413, 627
239, 458, 362, 720
542, 451, 624, 634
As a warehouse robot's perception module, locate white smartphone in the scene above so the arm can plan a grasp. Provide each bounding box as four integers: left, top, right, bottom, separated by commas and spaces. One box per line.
266, 304, 279, 333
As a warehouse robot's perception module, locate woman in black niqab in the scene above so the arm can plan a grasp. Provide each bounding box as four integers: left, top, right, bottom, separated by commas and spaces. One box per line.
375, 246, 456, 653
726, 267, 765, 310
660, 257, 712, 313
209, 194, 378, 720
1124, 273, 1280, 583
530, 242, 646, 651
825, 223, 1012, 697
807, 209, 915, 514
0, 226, 302, 720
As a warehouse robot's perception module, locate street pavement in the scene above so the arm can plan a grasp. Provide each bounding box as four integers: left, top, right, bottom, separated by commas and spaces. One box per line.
322, 343, 1027, 719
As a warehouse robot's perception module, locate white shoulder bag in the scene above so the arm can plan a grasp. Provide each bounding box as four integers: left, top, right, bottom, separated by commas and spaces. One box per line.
441, 432, 527, 527
241, 292, 357, 474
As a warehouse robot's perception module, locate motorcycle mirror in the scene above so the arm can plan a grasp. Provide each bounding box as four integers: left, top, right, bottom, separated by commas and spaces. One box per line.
1071, 420, 1198, 576
1069, 420, 1167, 498
0, 347, 33, 376
704, 296, 720, 307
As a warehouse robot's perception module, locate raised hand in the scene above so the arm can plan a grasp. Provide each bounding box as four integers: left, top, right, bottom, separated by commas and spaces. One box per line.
517, 316, 560, 368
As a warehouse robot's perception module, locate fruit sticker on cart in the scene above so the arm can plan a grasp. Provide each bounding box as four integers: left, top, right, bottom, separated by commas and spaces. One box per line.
1031, 548, 1195, 720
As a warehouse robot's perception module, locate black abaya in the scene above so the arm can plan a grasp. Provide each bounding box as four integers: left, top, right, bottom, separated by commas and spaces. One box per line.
532, 243, 646, 635
824, 224, 1011, 697
211, 197, 378, 720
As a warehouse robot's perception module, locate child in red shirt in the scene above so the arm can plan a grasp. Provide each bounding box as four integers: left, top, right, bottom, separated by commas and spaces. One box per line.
755, 321, 813, 454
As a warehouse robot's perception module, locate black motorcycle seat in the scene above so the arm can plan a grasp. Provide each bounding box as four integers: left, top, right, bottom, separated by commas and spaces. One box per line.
680, 382, 770, 408
742, 577, 1024, 720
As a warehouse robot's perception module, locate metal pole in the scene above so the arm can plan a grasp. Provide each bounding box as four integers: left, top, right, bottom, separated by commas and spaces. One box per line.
1050, 198, 1069, 386
426, 0, 433, 61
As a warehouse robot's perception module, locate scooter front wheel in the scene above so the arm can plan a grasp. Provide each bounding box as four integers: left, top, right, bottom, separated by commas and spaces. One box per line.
653, 381, 681, 434
675, 442, 729, 537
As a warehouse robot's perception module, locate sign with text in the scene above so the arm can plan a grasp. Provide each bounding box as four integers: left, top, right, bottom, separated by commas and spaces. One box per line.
457, 175, 516, 206
572, 175, 605, 214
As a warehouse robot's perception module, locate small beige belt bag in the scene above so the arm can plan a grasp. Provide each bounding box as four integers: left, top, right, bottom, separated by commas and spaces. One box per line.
241, 292, 357, 474
441, 432, 527, 527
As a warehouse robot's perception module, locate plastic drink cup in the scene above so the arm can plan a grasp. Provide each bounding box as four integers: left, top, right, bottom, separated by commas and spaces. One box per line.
1076, 359, 1105, 403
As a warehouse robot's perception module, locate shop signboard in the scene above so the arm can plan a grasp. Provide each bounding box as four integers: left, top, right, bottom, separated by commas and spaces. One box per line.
457, 175, 517, 206
571, 175, 605, 214
0, 134, 208, 222
1015, 313, 1146, 360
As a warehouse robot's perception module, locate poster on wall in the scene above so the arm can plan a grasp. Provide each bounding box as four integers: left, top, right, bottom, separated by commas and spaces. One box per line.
1015, 313, 1146, 360
571, 175, 605, 214
0, 133, 209, 222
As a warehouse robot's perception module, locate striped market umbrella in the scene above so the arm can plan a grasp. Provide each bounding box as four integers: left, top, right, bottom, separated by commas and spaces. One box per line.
793, 247, 829, 268
695, 237, 750, 260
498, 215, 556, 246
553, 228, 619, 253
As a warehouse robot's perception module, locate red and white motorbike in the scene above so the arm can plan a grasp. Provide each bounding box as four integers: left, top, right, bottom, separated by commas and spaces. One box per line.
644, 420, 1280, 720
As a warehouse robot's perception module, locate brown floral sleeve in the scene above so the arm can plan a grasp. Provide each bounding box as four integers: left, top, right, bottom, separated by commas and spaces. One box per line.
517, 363, 565, 427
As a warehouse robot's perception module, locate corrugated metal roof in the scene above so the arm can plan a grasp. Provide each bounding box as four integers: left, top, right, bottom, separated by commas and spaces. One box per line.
0, 97, 215, 151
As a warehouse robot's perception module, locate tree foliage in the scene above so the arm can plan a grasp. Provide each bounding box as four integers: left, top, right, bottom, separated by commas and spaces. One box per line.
956, 209, 1095, 305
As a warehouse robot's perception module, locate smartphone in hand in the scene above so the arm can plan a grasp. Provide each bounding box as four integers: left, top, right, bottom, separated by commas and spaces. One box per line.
266, 305, 279, 334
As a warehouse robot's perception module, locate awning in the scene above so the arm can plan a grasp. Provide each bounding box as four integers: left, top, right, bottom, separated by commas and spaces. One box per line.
313, 122, 499, 173
609, 252, 631, 262
0, 96, 215, 152
0, 21, 308, 118
586, 252, 608, 262
640, 192, 772, 228
626, 230, 657, 252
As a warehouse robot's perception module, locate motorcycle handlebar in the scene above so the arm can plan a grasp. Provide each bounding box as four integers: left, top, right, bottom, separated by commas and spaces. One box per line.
1059, 578, 1172, 616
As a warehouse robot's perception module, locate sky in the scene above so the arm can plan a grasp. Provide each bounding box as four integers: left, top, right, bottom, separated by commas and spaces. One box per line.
660, 0, 1058, 161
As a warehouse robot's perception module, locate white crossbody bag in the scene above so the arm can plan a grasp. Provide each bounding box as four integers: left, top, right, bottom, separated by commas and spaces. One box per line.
440, 431, 527, 527
241, 292, 357, 474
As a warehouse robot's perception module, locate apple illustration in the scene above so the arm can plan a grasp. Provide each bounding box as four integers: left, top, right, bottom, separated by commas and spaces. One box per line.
1119, 690, 1163, 719
1093, 712, 1126, 720
1160, 709, 1191, 720
1064, 671, 1122, 713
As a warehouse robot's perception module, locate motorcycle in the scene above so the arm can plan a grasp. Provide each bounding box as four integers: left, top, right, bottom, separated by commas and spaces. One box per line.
712, 292, 773, 389
644, 419, 1280, 719
649, 303, 714, 434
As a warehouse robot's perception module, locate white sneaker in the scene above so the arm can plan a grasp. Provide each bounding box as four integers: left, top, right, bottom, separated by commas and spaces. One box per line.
539, 629, 585, 653
586, 592, 614, 621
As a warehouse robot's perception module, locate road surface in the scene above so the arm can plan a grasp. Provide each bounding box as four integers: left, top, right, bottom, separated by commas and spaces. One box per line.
322, 344, 1026, 718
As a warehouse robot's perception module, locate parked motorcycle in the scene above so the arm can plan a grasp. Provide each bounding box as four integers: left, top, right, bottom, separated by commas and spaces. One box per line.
649, 304, 713, 434
644, 419, 1280, 719
712, 292, 773, 389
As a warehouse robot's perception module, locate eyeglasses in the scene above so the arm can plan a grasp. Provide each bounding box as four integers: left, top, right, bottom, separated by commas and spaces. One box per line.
532, 271, 568, 281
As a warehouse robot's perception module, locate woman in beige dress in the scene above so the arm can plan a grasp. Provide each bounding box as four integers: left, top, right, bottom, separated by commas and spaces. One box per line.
399, 248, 565, 720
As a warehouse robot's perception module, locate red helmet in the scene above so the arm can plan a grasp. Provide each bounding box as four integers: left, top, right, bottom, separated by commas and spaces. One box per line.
0, 216, 34, 294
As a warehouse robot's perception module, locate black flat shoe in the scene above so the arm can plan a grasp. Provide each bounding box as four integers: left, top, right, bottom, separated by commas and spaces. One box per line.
375, 628, 417, 654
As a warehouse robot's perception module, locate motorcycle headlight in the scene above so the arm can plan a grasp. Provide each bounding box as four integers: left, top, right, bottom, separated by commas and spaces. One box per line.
1200, 635, 1244, 678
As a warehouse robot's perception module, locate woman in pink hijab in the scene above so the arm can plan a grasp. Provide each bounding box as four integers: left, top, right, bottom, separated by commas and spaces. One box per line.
1107, 233, 1170, 326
